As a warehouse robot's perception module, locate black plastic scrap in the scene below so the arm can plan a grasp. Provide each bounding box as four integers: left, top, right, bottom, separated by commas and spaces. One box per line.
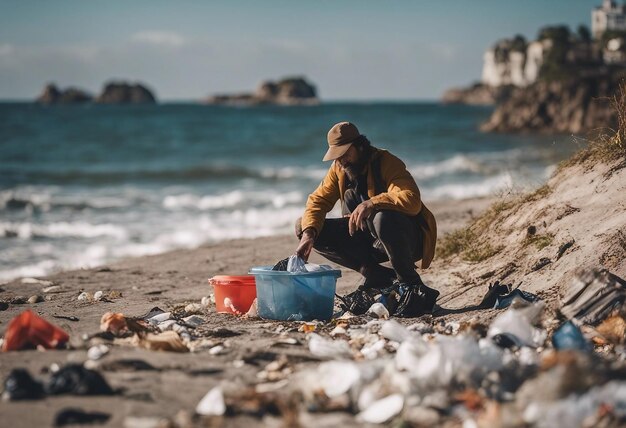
54, 408, 110, 427
47, 364, 115, 396
479, 281, 539, 309
3, 369, 45, 400
560, 268, 626, 325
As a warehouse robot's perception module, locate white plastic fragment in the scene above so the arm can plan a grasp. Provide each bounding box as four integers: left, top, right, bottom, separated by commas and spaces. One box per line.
87, 344, 110, 360
317, 361, 362, 397
185, 303, 204, 314
367, 303, 390, 319
380, 320, 411, 343
148, 312, 172, 325
487, 304, 547, 348
195, 386, 226, 416
357, 394, 404, 424
21, 277, 53, 286
77, 292, 90, 301
94, 290, 104, 301
157, 320, 177, 331
330, 326, 347, 337
183, 315, 206, 327
360, 339, 386, 360
42, 285, 62, 293
245, 298, 258, 318
308, 333, 352, 359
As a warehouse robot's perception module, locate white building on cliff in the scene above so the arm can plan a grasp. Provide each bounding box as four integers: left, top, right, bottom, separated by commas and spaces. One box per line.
593, 0, 626, 39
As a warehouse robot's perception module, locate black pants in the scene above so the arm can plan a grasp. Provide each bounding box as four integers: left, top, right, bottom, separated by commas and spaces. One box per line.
296, 190, 423, 286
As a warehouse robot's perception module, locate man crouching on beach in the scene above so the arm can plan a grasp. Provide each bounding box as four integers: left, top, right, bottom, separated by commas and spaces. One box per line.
294, 121, 439, 317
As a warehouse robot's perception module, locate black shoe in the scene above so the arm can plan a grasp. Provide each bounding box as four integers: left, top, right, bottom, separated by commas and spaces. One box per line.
393, 280, 439, 318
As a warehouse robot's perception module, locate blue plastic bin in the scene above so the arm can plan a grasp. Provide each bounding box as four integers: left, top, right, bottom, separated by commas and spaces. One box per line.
249, 266, 341, 321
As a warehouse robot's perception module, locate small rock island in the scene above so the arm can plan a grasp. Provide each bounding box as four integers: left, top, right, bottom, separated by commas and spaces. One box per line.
36, 81, 157, 105
205, 76, 318, 106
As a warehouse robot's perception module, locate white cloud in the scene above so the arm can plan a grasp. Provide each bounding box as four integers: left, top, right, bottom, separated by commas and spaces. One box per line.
131, 31, 187, 48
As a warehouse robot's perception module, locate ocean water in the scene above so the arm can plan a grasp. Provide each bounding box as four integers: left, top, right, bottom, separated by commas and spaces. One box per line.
0, 102, 578, 281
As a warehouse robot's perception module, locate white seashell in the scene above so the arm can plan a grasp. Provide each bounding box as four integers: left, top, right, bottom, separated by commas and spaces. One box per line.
87, 344, 110, 360
201, 296, 211, 307
148, 312, 171, 324
183, 315, 206, 327
157, 320, 177, 331
94, 290, 104, 301
366, 303, 389, 319
195, 386, 226, 416
380, 320, 411, 343
209, 345, 224, 355
42, 285, 62, 293
308, 333, 352, 359
185, 303, 204, 314
357, 394, 404, 424
77, 292, 90, 301
317, 361, 361, 397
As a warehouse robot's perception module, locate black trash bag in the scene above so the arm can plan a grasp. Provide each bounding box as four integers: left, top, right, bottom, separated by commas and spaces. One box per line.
478, 281, 511, 309
336, 289, 375, 315
272, 257, 289, 271
54, 408, 111, 426
3, 368, 45, 400
46, 364, 115, 396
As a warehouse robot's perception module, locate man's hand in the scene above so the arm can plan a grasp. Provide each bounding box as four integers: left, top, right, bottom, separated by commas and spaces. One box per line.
349, 200, 374, 236
295, 228, 316, 262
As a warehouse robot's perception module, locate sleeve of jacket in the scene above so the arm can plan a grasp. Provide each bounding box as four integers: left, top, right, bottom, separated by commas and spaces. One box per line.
368, 152, 423, 216
300, 163, 341, 235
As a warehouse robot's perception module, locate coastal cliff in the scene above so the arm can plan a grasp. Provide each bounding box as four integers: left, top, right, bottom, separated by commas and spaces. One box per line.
444, 22, 626, 133
482, 70, 622, 133
206, 76, 318, 106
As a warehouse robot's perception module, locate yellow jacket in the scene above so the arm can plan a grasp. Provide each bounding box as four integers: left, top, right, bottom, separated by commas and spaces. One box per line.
301, 148, 437, 269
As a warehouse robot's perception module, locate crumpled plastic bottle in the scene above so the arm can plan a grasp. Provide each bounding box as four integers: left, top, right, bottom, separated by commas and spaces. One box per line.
488, 303, 547, 348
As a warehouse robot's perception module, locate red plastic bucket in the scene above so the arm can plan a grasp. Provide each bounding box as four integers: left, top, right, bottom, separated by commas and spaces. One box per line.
208, 275, 256, 314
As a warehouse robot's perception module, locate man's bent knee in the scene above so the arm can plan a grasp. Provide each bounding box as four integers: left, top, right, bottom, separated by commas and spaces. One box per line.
371, 210, 409, 239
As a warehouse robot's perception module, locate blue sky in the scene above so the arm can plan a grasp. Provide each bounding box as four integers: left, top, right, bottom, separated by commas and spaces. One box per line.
0, 1, 603, 100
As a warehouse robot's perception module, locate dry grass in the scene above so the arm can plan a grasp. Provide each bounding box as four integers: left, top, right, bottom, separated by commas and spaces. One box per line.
524, 233, 555, 250
437, 185, 552, 262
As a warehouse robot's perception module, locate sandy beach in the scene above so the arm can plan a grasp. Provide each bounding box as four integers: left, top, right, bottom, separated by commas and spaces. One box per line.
0, 196, 500, 427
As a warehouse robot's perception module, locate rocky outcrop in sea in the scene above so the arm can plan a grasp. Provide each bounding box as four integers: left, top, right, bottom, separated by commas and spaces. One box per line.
36, 81, 157, 105
36, 84, 93, 104
206, 76, 318, 106
481, 69, 622, 134
95, 82, 157, 104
